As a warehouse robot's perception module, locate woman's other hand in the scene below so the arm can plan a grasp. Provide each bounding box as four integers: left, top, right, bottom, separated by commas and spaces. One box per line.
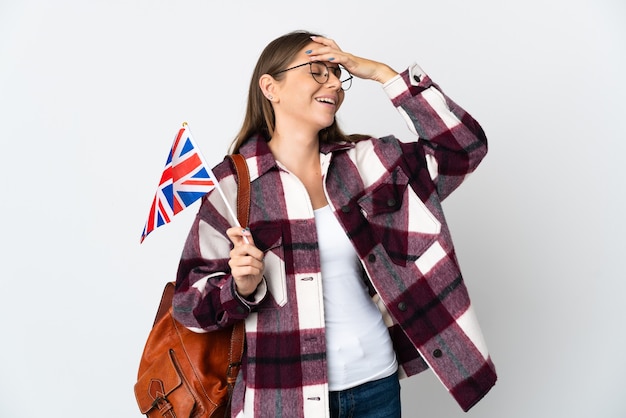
227, 227, 265, 298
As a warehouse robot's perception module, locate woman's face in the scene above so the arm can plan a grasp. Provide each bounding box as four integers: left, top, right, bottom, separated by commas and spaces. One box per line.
272, 42, 346, 134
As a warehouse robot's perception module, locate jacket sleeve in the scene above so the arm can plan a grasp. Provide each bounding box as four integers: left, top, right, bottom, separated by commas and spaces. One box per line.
171, 164, 267, 332
383, 63, 488, 201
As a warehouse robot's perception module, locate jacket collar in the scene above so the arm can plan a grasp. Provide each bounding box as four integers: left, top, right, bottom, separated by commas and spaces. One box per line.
238, 134, 356, 178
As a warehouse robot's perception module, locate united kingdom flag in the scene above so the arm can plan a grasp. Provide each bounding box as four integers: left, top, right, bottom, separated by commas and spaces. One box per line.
140, 124, 215, 243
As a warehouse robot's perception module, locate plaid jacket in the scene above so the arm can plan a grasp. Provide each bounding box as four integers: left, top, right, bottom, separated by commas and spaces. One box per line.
173, 64, 497, 417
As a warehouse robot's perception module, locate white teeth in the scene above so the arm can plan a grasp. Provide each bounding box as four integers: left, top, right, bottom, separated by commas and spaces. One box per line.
316, 97, 335, 105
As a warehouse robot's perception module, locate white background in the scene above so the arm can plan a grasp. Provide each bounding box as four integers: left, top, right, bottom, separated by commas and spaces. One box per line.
1, 1, 624, 417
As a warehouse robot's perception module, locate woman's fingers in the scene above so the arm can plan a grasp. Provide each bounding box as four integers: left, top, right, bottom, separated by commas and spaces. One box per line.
228, 254, 264, 277
226, 226, 254, 246
307, 36, 397, 83
310, 35, 340, 49
307, 36, 347, 63
229, 252, 264, 297
226, 227, 265, 297
227, 228, 263, 258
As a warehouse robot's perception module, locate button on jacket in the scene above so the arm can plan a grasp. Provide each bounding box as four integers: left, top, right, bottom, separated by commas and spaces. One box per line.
173, 63, 497, 417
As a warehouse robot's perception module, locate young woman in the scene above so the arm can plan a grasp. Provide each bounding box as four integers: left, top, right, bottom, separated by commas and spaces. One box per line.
173, 30, 497, 417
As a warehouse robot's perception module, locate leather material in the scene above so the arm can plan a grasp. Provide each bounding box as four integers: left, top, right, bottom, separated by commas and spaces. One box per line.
135, 154, 249, 418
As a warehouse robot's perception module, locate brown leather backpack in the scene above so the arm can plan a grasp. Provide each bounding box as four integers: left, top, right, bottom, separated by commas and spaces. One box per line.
134, 154, 249, 418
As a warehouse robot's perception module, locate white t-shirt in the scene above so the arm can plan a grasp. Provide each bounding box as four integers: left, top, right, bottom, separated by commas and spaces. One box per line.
314, 205, 398, 391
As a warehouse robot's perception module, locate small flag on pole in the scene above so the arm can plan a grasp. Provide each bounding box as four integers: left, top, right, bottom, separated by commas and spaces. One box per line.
140, 123, 215, 243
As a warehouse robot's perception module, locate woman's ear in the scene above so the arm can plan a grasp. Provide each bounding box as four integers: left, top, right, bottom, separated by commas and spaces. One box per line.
259, 74, 277, 102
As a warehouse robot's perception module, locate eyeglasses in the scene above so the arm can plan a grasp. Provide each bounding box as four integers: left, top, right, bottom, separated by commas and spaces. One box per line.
273, 61, 353, 91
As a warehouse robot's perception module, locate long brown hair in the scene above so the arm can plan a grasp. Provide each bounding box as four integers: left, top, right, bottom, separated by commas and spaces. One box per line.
229, 30, 365, 154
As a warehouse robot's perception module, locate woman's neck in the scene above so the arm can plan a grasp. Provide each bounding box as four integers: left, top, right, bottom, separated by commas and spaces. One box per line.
267, 131, 328, 209
267, 131, 319, 174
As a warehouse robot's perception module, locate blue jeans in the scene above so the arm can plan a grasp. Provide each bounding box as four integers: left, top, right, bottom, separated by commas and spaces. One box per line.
329, 372, 401, 418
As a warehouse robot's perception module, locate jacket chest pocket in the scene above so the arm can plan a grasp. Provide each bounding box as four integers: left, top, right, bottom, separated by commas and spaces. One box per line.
357, 167, 441, 266
251, 223, 288, 308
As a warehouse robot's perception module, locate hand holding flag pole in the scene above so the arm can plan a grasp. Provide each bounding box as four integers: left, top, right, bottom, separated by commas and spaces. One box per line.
140, 122, 247, 243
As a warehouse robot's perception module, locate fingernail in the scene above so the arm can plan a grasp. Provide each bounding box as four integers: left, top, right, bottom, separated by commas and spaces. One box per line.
328, 57, 335, 61
242, 227, 251, 234
305, 49, 312, 54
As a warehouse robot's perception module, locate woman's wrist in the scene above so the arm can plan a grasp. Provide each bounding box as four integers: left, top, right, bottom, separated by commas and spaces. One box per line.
375, 64, 399, 84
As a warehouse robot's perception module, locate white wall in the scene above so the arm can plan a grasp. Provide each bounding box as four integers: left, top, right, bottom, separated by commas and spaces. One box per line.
1, 1, 624, 417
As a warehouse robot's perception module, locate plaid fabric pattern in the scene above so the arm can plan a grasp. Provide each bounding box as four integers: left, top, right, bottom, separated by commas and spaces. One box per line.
172, 64, 496, 417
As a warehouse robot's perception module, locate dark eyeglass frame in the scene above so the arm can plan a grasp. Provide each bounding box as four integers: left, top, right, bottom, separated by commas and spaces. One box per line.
273, 61, 353, 91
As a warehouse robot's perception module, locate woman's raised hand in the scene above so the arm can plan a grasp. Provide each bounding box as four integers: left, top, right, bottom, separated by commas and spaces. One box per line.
307, 36, 398, 84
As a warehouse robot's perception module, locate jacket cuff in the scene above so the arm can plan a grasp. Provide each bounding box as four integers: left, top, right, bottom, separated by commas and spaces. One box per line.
220, 276, 268, 319
235, 277, 268, 307
383, 63, 430, 100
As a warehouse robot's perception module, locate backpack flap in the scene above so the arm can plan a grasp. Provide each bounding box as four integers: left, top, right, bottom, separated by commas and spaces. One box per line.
134, 349, 194, 417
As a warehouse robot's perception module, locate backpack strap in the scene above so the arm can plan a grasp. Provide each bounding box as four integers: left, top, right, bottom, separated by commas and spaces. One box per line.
229, 154, 251, 227
225, 153, 250, 398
